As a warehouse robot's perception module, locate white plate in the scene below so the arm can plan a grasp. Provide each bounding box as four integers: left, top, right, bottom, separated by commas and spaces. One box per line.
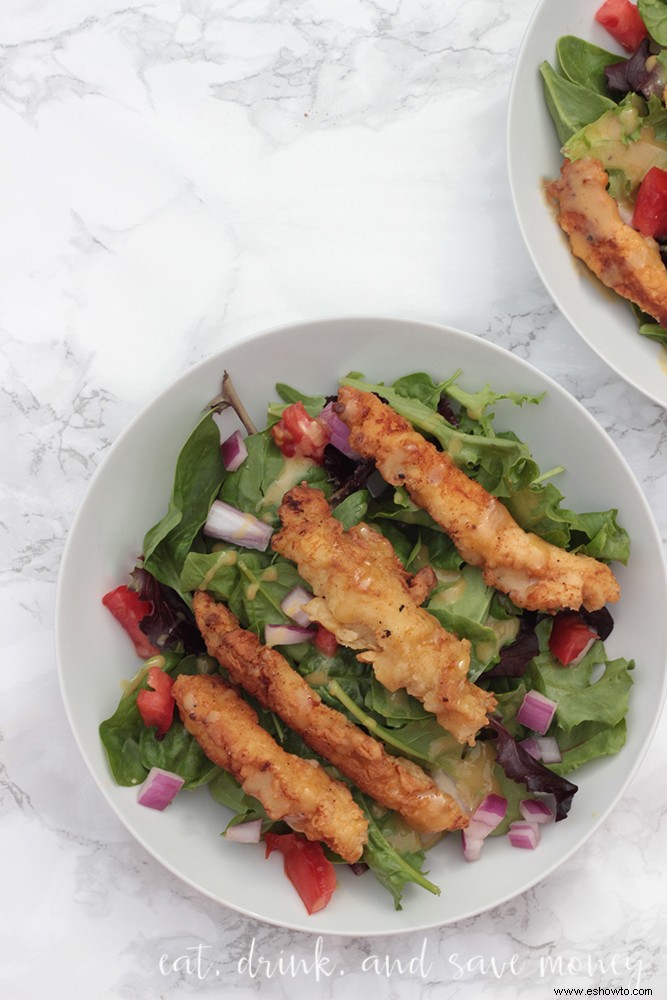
56, 316, 667, 934
508, 0, 667, 408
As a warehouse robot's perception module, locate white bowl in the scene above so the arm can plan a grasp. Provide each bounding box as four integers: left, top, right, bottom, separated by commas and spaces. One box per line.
508, 0, 667, 408
56, 316, 667, 934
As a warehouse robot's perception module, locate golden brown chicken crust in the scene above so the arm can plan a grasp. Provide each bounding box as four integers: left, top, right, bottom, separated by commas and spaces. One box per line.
272, 485, 495, 745
172, 673, 367, 862
192, 590, 469, 833
546, 156, 667, 327
336, 386, 620, 614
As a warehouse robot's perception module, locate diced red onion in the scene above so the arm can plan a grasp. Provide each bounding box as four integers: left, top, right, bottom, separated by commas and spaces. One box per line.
224, 819, 263, 843
461, 793, 508, 860
221, 429, 248, 472
264, 623, 315, 648
204, 500, 273, 551
517, 690, 558, 735
466, 793, 508, 840
462, 830, 485, 862
519, 736, 542, 760
519, 799, 555, 824
280, 586, 314, 627
137, 767, 185, 811
508, 821, 541, 850
536, 736, 562, 764
319, 402, 360, 460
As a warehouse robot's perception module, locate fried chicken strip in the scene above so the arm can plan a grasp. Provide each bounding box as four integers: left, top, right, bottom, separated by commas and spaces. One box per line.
192, 590, 468, 833
272, 485, 495, 745
546, 156, 667, 327
336, 386, 620, 614
172, 673, 367, 862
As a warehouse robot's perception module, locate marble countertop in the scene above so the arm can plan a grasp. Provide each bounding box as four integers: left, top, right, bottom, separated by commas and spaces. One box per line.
2, 1, 666, 997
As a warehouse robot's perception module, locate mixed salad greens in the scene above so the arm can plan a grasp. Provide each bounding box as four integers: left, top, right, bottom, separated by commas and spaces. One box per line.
100, 369, 633, 911
541, 0, 667, 345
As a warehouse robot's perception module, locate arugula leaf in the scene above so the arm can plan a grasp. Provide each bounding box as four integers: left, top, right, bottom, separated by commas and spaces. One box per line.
356, 795, 440, 909
340, 373, 540, 495
143, 412, 226, 599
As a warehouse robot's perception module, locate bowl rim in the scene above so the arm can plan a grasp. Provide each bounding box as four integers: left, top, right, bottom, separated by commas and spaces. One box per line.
55, 314, 667, 935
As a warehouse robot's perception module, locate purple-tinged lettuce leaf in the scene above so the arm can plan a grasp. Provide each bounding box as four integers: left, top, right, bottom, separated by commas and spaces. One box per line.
131, 566, 205, 655
486, 717, 578, 821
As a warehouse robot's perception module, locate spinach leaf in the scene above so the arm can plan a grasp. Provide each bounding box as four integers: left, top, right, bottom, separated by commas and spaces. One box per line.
332, 489, 369, 528
99, 653, 216, 787
181, 548, 307, 637
219, 430, 328, 524
639, 0, 667, 45
143, 412, 225, 599
556, 36, 621, 95
540, 60, 616, 145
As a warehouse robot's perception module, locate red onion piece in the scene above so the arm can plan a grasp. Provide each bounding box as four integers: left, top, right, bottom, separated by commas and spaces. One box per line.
536, 736, 562, 764
204, 500, 273, 551
519, 736, 542, 760
466, 793, 508, 840
508, 820, 541, 849
280, 586, 314, 628
519, 799, 555, 824
462, 830, 484, 862
137, 767, 185, 811
461, 793, 508, 860
264, 623, 315, 648
319, 402, 361, 460
221, 429, 248, 472
517, 690, 558, 735
224, 819, 263, 843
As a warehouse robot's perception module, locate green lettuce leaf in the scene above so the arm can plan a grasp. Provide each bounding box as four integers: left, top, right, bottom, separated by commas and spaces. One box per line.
143, 412, 226, 599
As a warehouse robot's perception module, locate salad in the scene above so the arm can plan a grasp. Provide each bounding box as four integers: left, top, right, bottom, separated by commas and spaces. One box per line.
99, 370, 633, 913
541, 0, 667, 346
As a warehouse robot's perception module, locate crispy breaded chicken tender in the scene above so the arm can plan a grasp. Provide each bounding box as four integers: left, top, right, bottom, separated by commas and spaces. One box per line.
546, 157, 667, 327
336, 386, 620, 614
192, 591, 469, 833
172, 673, 367, 862
272, 485, 496, 745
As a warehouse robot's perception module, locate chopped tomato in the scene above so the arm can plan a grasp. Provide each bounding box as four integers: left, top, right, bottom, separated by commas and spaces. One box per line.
595, 0, 647, 52
271, 402, 330, 464
548, 612, 598, 666
313, 624, 338, 657
102, 585, 159, 659
264, 832, 337, 914
632, 166, 667, 238
136, 666, 175, 736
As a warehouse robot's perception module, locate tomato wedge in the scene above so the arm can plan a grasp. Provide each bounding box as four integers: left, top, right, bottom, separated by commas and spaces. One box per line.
264, 832, 337, 914
632, 166, 667, 238
136, 666, 175, 736
102, 584, 159, 659
271, 401, 330, 463
313, 624, 338, 657
548, 612, 598, 666
595, 0, 648, 52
